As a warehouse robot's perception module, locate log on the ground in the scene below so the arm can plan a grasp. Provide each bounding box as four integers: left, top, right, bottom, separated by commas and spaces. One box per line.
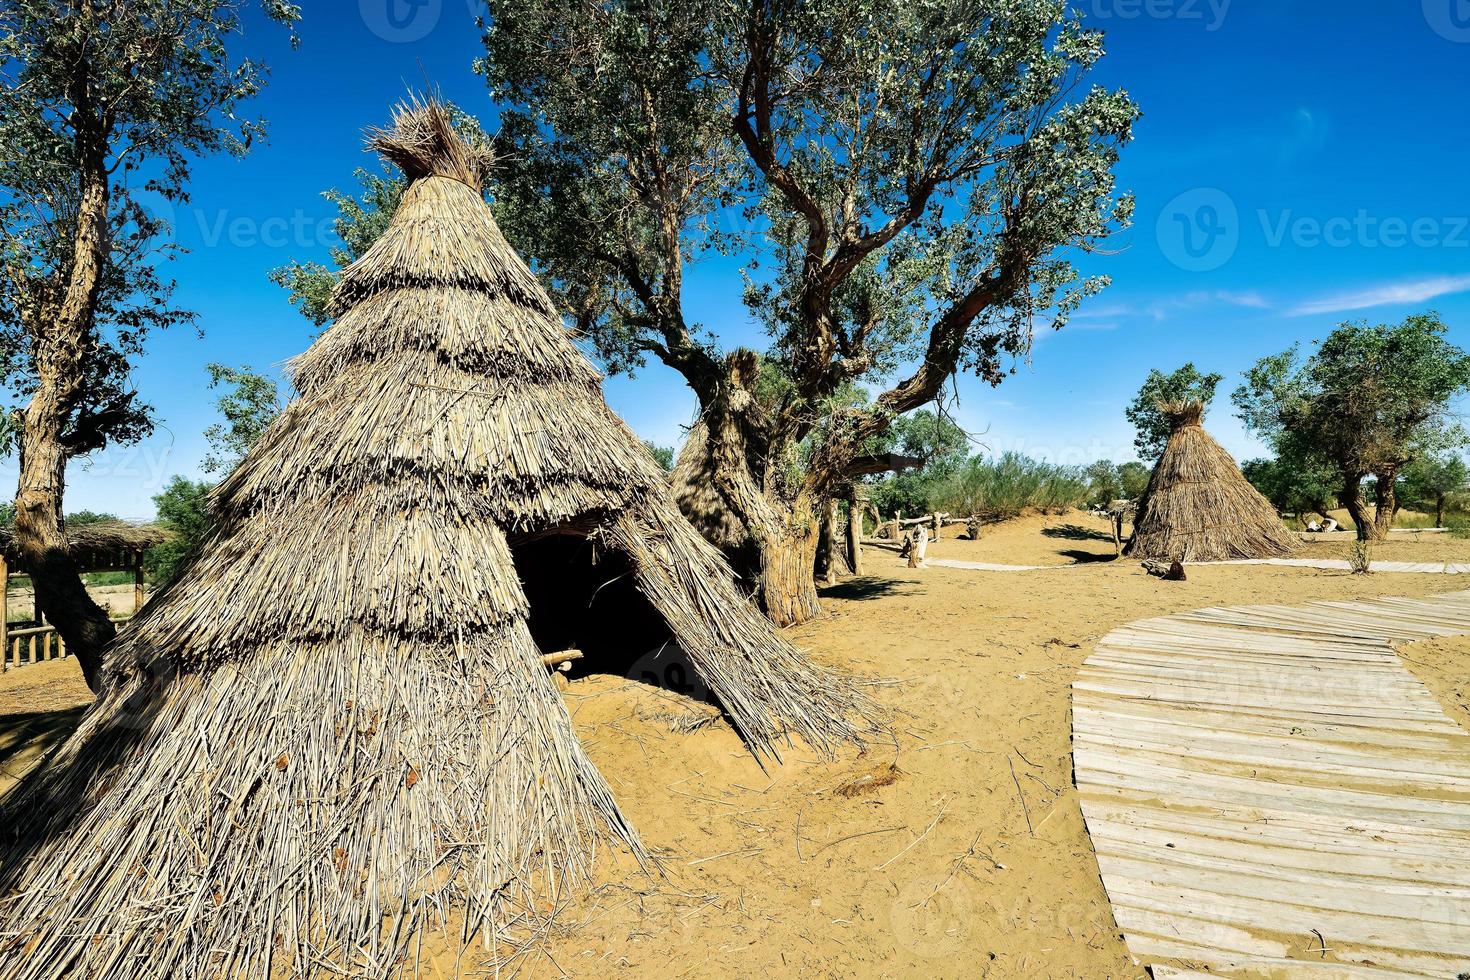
1141, 559, 1186, 581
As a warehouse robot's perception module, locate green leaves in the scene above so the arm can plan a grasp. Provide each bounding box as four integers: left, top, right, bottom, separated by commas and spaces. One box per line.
1232, 313, 1470, 485
201, 364, 281, 475
1125, 363, 1224, 462
144, 475, 214, 586
480, 0, 1136, 422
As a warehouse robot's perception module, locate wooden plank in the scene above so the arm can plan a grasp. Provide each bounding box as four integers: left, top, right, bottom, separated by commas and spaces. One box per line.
1073, 589, 1470, 977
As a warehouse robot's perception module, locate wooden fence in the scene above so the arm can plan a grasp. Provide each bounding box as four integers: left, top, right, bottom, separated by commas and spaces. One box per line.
2, 617, 131, 671
5, 624, 67, 669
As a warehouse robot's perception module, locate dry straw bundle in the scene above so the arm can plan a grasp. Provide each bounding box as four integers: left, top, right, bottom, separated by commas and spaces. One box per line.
0, 98, 869, 979
1125, 399, 1298, 562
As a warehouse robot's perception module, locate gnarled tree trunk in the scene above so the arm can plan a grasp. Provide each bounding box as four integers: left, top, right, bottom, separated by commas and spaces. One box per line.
1342, 475, 1392, 542
756, 504, 822, 627
1371, 468, 1398, 540
12, 110, 117, 693
15, 412, 114, 693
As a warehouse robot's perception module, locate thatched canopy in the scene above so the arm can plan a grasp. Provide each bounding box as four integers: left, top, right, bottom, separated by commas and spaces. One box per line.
0, 520, 171, 573
0, 99, 867, 979
1125, 400, 1298, 562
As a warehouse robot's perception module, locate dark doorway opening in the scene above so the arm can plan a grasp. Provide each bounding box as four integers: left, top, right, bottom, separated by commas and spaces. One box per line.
509, 532, 674, 683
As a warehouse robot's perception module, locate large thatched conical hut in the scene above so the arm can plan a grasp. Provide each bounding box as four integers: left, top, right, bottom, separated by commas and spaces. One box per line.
1125, 400, 1299, 562
0, 101, 867, 979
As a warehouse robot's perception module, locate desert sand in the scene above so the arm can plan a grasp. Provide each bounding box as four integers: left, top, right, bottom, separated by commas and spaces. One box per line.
4, 511, 1469, 978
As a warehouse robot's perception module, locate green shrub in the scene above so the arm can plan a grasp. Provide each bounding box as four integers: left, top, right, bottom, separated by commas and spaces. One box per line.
929, 453, 1089, 520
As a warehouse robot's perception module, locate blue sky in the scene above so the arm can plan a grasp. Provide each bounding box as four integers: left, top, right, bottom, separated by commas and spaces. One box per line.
26, 0, 1470, 518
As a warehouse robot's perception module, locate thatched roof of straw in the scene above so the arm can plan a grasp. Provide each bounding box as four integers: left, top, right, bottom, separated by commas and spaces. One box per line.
672, 420, 751, 555
0, 98, 871, 979
0, 520, 172, 572
1125, 400, 1299, 562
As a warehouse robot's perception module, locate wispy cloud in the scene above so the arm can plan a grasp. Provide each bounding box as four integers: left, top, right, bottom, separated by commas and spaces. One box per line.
1189, 290, 1273, 310
1074, 290, 1272, 325
1290, 274, 1470, 317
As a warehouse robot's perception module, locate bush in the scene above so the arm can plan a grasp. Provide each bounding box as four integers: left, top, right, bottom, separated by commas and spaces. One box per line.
929, 453, 1089, 520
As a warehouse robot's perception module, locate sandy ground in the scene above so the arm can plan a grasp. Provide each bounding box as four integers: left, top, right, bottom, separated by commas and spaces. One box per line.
4, 512, 1470, 978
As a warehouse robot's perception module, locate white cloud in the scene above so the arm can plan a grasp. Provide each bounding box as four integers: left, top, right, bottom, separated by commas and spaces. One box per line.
1290, 274, 1470, 317
1071, 291, 1272, 326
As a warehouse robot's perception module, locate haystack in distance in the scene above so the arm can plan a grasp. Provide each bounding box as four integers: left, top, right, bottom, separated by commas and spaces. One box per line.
0, 99, 869, 979
1126, 400, 1299, 562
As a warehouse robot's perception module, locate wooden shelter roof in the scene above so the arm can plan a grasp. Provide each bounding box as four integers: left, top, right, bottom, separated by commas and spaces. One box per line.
0, 521, 172, 573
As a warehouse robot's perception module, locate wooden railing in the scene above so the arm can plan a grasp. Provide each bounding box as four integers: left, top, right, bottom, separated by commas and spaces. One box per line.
3, 617, 130, 671
6, 624, 66, 669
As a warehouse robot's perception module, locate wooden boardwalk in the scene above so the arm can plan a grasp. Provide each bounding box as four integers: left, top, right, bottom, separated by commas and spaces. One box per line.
1073, 591, 1470, 978
929, 558, 1470, 574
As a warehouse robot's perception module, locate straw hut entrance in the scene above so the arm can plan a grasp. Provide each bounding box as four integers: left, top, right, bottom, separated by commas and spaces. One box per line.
1125, 400, 1299, 562
0, 100, 868, 980
511, 529, 676, 680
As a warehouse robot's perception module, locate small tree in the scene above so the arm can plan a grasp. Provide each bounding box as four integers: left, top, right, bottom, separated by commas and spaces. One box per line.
1234, 314, 1470, 541
0, 0, 298, 689
1125, 363, 1223, 461
1117, 460, 1151, 501
868, 410, 969, 515
201, 365, 282, 474
144, 476, 211, 585
1399, 453, 1469, 527
1241, 453, 1339, 521
1085, 459, 1122, 508
643, 440, 676, 471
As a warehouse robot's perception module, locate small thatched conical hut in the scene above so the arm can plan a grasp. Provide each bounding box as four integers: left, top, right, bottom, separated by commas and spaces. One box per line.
0, 101, 867, 979
1125, 400, 1298, 562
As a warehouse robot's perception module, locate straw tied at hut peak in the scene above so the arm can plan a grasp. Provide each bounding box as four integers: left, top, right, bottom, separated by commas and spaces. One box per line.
0, 100, 874, 978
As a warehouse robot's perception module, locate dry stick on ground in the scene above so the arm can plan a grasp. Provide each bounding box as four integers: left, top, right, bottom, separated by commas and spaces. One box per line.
874, 799, 947, 870
1008, 756, 1034, 836
812, 825, 905, 856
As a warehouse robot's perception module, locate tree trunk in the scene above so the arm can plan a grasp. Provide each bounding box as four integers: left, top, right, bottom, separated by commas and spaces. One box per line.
1372, 469, 1398, 540
15, 401, 116, 693
11, 108, 117, 693
1437, 495, 1447, 529
1342, 476, 1387, 542
816, 497, 847, 587
757, 515, 822, 627
847, 486, 865, 576
694, 358, 824, 626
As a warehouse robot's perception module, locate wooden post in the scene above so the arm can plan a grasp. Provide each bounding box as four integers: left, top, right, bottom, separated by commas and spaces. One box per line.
134, 552, 145, 617
818, 497, 845, 587
907, 525, 929, 569
847, 486, 866, 577
1, 554, 8, 671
